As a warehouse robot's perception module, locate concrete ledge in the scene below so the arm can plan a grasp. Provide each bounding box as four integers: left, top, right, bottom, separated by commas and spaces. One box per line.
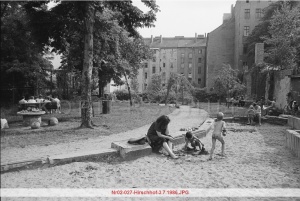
48, 148, 118, 165
288, 116, 300, 130
1, 158, 44, 173
111, 141, 152, 160
285, 130, 300, 158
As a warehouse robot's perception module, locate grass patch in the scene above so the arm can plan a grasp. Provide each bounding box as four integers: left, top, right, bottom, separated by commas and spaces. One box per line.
1, 101, 175, 149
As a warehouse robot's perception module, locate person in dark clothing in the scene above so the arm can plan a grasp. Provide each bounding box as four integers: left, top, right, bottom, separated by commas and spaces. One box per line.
147, 115, 178, 159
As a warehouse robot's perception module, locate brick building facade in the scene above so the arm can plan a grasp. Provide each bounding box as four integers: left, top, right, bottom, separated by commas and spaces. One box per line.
206, 0, 272, 92
137, 35, 207, 93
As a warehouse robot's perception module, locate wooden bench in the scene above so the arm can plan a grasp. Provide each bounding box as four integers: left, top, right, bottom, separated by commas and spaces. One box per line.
19, 102, 58, 112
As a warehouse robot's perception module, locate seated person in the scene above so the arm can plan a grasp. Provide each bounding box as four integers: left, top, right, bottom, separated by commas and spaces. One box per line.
36, 95, 44, 103
19, 96, 27, 104
247, 105, 255, 125
27, 96, 37, 103
183, 131, 203, 153
263, 98, 276, 116
292, 101, 299, 114
253, 102, 262, 126
52, 95, 61, 113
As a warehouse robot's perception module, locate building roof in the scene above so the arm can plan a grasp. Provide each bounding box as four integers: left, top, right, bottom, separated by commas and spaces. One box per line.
143, 37, 207, 48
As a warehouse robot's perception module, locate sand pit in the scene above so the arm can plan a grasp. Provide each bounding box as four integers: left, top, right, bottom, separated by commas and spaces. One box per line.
1, 123, 300, 201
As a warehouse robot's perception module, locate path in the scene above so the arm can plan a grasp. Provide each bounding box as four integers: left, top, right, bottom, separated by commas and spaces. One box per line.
1, 106, 208, 164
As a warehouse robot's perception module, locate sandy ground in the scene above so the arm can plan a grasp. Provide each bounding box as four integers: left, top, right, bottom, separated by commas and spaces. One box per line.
1, 121, 300, 201
1, 106, 208, 164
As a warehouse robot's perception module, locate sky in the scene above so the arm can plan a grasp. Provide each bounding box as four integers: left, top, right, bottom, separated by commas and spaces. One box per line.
51, 0, 237, 69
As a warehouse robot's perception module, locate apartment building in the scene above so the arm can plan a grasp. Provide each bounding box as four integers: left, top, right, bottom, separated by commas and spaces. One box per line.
137, 35, 207, 93
206, 0, 272, 91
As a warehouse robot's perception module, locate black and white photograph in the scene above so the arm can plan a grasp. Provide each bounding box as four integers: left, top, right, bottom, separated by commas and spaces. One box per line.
1, 0, 300, 200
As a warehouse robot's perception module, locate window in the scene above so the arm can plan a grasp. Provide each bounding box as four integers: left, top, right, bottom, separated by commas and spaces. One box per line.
152, 66, 156, 73
198, 78, 201, 84
256, 8, 262, 19
181, 57, 184, 63
152, 56, 156, 62
244, 26, 250, 36
181, 63, 184, 68
198, 58, 202, 63
144, 63, 148, 68
243, 45, 248, 55
188, 53, 193, 59
163, 63, 165, 67
188, 63, 192, 69
246, 0, 249, 3
144, 84, 147, 90
145, 72, 147, 79
245, 9, 250, 19
243, 62, 248, 71
181, 53, 184, 58
198, 66, 201, 74
199, 49, 202, 54
160, 67, 162, 72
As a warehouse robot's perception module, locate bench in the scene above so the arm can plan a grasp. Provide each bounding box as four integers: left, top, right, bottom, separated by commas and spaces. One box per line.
19, 102, 58, 112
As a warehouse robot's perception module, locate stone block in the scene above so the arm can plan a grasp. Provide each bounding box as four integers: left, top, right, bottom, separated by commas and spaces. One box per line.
48, 148, 118, 165
285, 130, 300, 158
1, 159, 43, 172
111, 140, 152, 160
288, 116, 300, 130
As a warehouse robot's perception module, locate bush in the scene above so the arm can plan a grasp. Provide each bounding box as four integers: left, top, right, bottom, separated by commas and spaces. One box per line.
114, 89, 131, 100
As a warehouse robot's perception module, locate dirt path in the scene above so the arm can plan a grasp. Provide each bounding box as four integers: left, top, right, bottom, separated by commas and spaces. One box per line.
1, 106, 208, 164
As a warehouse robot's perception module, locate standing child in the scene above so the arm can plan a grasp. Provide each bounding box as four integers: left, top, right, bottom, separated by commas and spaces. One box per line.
209, 112, 226, 160
247, 105, 255, 125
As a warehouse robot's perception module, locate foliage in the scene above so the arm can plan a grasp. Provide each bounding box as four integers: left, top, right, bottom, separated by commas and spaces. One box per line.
263, 3, 300, 70
213, 64, 246, 98
245, 1, 300, 70
130, 77, 139, 93
146, 74, 163, 101
0, 1, 53, 102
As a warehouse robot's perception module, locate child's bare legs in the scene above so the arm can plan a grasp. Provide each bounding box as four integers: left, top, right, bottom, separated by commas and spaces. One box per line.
209, 138, 216, 160
163, 142, 178, 159
219, 137, 225, 156
209, 136, 225, 160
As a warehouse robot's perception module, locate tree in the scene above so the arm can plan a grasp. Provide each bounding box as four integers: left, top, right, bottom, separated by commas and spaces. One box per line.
24, 1, 159, 128
147, 74, 163, 102
213, 64, 246, 98
1, 1, 53, 103
263, 3, 300, 70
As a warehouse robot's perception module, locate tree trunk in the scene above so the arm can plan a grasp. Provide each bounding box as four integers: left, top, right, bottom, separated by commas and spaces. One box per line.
124, 73, 132, 106
80, 2, 95, 128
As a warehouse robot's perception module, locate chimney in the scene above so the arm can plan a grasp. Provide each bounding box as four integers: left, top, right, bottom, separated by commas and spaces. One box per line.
151, 35, 153, 43
160, 35, 162, 43
205, 33, 206, 38
195, 33, 197, 42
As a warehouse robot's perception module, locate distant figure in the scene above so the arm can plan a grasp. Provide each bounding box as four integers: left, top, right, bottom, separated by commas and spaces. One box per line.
36, 95, 44, 103
209, 112, 226, 160
19, 96, 27, 104
43, 96, 51, 103
253, 102, 262, 126
52, 95, 61, 113
292, 101, 299, 114
27, 96, 36, 103
264, 98, 276, 116
247, 105, 255, 125
239, 95, 245, 107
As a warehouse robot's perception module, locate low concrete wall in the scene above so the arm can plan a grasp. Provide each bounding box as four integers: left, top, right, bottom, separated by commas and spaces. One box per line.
285, 130, 300, 158
288, 116, 300, 130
